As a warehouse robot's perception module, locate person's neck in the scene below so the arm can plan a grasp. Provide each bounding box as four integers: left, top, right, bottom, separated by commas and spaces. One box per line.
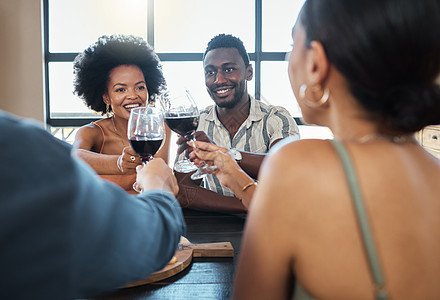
111, 114, 128, 137
332, 120, 379, 142
318, 81, 375, 141
216, 94, 251, 139
329, 102, 414, 144
315, 67, 415, 144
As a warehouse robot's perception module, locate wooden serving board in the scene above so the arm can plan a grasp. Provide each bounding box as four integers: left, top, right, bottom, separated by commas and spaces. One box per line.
124, 241, 234, 287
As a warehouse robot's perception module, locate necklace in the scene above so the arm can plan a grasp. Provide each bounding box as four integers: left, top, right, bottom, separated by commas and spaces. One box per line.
349, 133, 416, 144
111, 115, 128, 147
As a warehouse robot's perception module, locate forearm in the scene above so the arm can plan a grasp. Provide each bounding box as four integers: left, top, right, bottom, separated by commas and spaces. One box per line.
175, 172, 247, 213
74, 191, 184, 294
179, 184, 247, 212
221, 168, 256, 209
238, 151, 265, 179
73, 149, 120, 175
70, 158, 185, 296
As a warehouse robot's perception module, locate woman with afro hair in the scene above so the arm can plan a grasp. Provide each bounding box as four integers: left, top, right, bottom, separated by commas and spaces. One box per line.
72, 34, 170, 193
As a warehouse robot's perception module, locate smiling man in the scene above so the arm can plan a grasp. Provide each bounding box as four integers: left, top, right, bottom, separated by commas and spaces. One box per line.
175, 34, 300, 212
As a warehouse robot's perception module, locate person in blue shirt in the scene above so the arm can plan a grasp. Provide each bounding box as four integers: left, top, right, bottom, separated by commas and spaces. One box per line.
0, 111, 185, 299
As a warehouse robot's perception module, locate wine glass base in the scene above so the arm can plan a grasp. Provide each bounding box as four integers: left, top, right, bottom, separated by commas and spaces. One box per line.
173, 160, 198, 173
190, 165, 217, 180
190, 171, 207, 181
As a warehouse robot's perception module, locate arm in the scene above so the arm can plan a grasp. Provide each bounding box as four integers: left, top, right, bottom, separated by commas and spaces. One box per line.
221, 135, 290, 181
72, 124, 123, 174
235, 150, 267, 179
233, 147, 298, 300
1, 117, 185, 299
236, 105, 300, 179
178, 131, 270, 180
240, 105, 300, 178
174, 133, 247, 212
174, 171, 247, 212
227, 135, 296, 179
190, 141, 257, 208
72, 124, 142, 175
233, 140, 334, 299
71, 157, 185, 297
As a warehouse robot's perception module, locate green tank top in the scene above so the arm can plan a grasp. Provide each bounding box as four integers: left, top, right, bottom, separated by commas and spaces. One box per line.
292, 140, 388, 300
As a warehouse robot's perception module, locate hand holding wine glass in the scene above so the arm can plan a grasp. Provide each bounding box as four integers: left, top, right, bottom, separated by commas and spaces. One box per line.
190, 141, 256, 208
127, 106, 165, 192
116, 146, 142, 174
189, 141, 239, 179
161, 89, 217, 180
135, 158, 179, 196
161, 89, 199, 173
176, 131, 213, 157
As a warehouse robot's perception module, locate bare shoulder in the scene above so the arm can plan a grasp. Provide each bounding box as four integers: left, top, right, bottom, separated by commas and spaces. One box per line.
248, 139, 345, 255
263, 139, 337, 178
254, 139, 345, 223
73, 122, 105, 150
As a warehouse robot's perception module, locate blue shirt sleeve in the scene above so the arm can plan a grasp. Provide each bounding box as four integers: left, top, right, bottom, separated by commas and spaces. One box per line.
69, 158, 186, 297
0, 112, 186, 299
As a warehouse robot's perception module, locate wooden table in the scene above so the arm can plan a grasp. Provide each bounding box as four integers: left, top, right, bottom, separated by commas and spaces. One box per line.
92, 209, 246, 300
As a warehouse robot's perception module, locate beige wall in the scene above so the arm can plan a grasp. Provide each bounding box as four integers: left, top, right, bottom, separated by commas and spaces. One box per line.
0, 0, 44, 122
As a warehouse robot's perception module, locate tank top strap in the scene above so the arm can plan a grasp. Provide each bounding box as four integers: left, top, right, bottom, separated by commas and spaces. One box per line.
329, 139, 388, 300
91, 120, 106, 154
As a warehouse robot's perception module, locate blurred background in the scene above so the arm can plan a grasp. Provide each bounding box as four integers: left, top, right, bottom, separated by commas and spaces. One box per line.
0, 0, 332, 144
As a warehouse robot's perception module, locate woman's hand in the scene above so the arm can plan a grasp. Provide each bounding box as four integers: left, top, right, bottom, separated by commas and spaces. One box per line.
189, 141, 242, 188
117, 146, 142, 174
176, 131, 214, 156
135, 158, 179, 196
190, 141, 256, 208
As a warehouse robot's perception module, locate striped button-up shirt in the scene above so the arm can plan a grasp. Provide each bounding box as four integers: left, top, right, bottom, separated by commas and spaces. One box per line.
178, 96, 300, 197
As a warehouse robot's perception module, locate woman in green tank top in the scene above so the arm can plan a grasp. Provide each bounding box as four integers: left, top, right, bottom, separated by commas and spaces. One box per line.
192, 0, 440, 298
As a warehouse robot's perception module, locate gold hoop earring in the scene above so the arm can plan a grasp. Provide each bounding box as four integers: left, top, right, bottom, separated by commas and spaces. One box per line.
106, 104, 112, 117
147, 94, 155, 107
299, 84, 330, 108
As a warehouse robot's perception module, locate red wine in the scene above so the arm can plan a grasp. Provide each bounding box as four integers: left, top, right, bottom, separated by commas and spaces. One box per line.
165, 116, 199, 137
129, 138, 163, 162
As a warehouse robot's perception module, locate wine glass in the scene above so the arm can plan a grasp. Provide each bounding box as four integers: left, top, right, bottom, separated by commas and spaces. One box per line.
161, 89, 199, 173
127, 106, 165, 192
161, 89, 216, 180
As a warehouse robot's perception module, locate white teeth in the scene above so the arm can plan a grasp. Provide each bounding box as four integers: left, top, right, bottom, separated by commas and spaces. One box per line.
216, 89, 231, 94
124, 104, 140, 109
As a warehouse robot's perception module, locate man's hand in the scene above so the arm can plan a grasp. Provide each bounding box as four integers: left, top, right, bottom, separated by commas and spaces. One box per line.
136, 158, 179, 196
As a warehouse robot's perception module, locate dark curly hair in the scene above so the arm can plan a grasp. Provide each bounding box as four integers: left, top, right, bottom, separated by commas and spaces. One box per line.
203, 34, 250, 67
300, 0, 440, 133
73, 34, 166, 115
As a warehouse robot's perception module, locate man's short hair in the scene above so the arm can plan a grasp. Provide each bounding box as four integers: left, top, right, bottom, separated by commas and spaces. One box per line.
203, 34, 250, 67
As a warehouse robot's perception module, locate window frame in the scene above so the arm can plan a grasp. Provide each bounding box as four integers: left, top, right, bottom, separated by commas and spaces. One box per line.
43, 0, 303, 127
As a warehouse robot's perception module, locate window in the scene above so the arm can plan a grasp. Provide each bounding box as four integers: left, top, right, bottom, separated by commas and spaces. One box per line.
154, 0, 255, 53
44, 0, 332, 141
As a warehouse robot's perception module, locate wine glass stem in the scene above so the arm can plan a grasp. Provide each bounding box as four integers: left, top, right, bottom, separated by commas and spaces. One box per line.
142, 155, 154, 164
187, 134, 196, 148
188, 136, 208, 168
134, 157, 151, 193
